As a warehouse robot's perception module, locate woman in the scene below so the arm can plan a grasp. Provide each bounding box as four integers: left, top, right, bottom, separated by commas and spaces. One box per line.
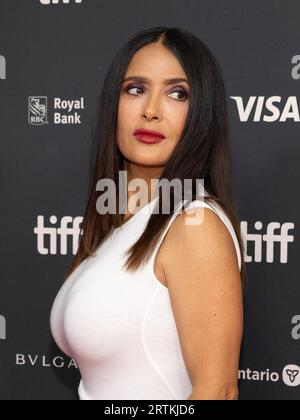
50, 26, 246, 400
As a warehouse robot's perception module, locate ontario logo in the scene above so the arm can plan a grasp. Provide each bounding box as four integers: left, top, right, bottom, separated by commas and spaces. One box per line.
28, 96, 49, 126
282, 365, 300, 387
239, 365, 300, 387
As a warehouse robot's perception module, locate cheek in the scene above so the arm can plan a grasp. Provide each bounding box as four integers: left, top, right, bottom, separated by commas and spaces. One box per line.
118, 96, 140, 119
117, 100, 127, 130
117, 101, 129, 145
117, 99, 138, 139
167, 105, 189, 140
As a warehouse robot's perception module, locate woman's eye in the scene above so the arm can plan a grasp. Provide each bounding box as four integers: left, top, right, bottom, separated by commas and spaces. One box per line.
169, 89, 189, 101
124, 84, 189, 101
124, 85, 144, 95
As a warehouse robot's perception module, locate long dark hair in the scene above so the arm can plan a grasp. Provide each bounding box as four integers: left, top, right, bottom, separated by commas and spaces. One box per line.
65, 26, 247, 291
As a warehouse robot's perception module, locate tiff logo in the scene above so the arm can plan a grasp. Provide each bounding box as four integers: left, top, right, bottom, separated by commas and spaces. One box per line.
241, 221, 295, 263
291, 315, 300, 340
40, 0, 82, 4
34, 216, 83, 255
0, 55, 6, 80
0, 315, 6, 340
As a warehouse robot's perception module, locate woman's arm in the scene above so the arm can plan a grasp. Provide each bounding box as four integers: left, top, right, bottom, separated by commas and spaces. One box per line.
162, 206, 244, 400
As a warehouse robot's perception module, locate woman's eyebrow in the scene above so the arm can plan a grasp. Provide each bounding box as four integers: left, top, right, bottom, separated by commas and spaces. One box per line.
122, 76, 189, 86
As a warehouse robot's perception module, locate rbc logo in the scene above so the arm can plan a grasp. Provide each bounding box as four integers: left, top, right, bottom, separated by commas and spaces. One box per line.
28, 97, 49, 126
241, 221, 295, 263
0, 315, 6, 340
0, 55, 6, 79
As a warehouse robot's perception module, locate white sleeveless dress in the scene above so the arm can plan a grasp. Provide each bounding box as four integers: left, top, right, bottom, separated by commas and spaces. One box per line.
50, 196, 242, 400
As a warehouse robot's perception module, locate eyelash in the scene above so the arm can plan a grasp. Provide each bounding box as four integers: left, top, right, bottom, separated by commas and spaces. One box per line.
123, 84, 189, 102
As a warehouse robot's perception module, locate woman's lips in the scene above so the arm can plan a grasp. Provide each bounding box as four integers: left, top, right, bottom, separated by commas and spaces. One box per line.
134, 133, 166, 144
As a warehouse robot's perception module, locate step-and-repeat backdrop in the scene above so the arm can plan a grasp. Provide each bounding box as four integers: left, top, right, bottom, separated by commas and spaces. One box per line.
0, 0, 299, 400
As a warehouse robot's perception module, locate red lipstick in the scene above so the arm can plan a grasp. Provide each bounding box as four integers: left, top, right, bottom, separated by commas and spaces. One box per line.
133, 128, 166, 144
